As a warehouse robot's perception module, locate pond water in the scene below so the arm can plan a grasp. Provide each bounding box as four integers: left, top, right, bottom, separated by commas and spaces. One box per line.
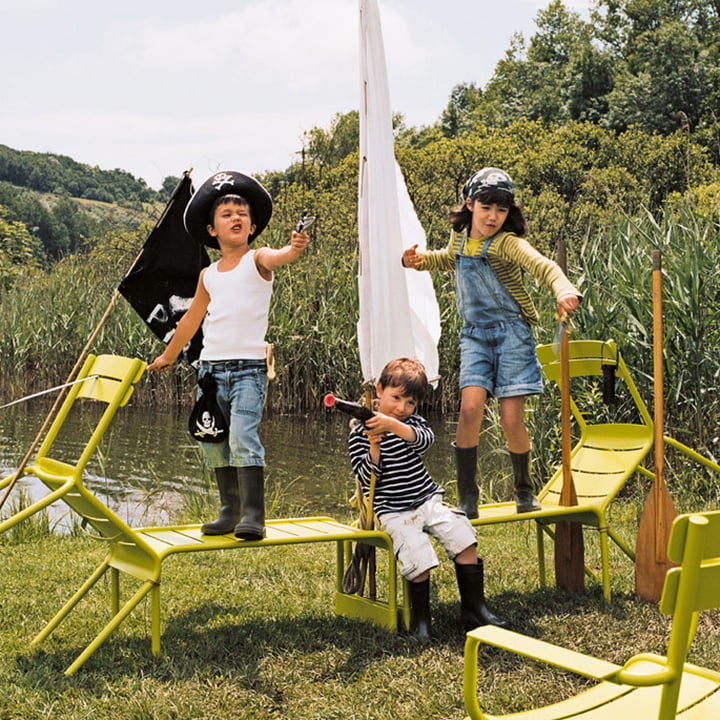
0, 402, 470, 530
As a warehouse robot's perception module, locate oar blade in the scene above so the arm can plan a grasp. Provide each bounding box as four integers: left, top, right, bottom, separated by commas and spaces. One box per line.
555, 521, 585, 592
635, 481, 677, 601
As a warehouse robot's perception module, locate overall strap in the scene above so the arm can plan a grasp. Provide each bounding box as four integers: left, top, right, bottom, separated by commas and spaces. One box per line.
480, 235, 497, 258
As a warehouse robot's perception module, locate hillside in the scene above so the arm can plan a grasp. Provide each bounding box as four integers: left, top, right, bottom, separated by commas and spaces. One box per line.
0, 145, 169, 261
0, 144, 172, 206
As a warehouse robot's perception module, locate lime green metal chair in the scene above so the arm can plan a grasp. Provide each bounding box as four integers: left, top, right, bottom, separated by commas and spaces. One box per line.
1, 354, 405, 674
0, 353, 146, 535
463, 510, 720, 719
472, 339, 654, 601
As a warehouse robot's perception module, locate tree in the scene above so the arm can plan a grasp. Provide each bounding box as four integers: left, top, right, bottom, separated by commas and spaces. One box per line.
161, 176, 181, 197
0, 207, 45, 291
439, 83, 483, 138
303, 111, 360, 170
604, 20, 711, 133
593, 0, 720, 133
477, 0, 719, 141
482, 1, 599, 126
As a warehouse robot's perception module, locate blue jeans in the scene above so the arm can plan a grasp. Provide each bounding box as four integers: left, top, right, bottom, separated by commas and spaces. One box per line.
197, 360, 267, 468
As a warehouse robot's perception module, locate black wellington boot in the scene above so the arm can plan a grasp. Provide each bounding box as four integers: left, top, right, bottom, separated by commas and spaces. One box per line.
201, 466, 241, 535
455, 560, 509, 630
510, 450, 541, 513
408, 578, 432, 640
453, 442, 479, 519
234, 466, 266, 540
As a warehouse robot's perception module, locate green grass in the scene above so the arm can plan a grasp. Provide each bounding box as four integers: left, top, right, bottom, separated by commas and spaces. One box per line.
1, 503, 719, 719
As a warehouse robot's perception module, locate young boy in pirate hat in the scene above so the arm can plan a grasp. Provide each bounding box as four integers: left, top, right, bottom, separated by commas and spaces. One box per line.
148, 170, 310, 540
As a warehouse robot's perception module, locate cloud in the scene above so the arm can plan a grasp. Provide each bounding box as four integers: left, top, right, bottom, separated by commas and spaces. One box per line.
122, 1, 358, 103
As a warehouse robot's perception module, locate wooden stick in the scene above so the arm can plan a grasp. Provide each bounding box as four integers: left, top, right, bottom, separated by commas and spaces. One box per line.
554, 315, 585, 592
635, 250, 678, 601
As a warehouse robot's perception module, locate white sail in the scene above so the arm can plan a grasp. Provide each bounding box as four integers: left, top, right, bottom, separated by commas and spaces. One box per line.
357, 0, 441, 386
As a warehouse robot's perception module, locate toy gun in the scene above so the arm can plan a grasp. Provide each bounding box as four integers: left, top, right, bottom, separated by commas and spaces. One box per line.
323, 393, 374, 422
296, 209, 316, 232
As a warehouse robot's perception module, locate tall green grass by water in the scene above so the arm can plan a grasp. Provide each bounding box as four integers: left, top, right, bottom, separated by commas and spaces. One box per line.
2, 206, 719, 420
2, 204, 718, 486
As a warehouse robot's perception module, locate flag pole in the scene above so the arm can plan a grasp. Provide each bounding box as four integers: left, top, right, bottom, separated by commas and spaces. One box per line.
0, 171, 193, 512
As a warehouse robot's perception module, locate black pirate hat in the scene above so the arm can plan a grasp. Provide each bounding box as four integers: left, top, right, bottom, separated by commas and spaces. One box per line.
184, 170, 273, 248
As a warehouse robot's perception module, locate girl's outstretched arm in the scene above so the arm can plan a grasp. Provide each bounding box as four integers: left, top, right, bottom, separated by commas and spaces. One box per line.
402, 244, 425, 269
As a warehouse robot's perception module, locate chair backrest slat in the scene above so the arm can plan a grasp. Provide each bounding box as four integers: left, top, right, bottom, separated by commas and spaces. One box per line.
662, 511, 720, 616
34, 354, 145, 475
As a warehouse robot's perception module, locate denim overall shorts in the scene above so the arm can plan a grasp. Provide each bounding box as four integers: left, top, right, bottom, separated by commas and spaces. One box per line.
455, 236, 542, 397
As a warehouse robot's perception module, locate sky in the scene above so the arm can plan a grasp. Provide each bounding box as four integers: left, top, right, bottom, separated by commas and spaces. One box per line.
1, 0, 592, 191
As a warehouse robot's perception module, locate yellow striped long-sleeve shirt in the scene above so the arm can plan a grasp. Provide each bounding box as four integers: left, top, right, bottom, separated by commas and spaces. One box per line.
420, 230, 580, 326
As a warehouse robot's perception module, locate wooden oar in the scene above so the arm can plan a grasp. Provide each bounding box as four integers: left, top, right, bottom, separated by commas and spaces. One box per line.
554, 315, 585, 592
635, 250, 678, 601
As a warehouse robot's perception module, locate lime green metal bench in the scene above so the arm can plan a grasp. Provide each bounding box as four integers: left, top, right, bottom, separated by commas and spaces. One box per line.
0, 354, 407, 674
463, 510, 720, 719
35, 516, 405, 675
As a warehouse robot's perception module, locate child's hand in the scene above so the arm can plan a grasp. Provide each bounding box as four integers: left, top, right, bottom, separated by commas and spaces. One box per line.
364, 415, 390, 454
365, 411, 416, 445
366, 428, 385, 448
402, 244, 425, 269
366, 426, 384, 465
290, 231, 310, 256
364, 412, 404, 436
557, 293, 580, 316
147, 354, 174, 373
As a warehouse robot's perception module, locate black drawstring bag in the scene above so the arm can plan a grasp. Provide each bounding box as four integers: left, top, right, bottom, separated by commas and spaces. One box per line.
188, 374, 228, 442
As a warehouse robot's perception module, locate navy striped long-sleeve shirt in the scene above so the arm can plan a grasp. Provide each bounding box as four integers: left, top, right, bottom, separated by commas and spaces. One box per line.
348, 413, 443, 516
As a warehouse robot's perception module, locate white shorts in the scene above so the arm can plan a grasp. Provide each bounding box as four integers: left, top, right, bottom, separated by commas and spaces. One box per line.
379, 494, 478, 582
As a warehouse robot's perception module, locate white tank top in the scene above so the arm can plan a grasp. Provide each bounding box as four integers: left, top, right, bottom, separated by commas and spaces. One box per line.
200, 249, 273, 361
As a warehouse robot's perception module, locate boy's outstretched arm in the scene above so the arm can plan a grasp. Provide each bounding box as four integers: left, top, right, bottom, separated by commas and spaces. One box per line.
256, 231, 310, 273
148, 272, 209, 372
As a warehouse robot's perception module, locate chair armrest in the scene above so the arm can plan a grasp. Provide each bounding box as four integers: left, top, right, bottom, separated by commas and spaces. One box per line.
615, 653, 677, 686
466, 625, 621, 679
463, 627, 623, 720
664, 436, 720, 475
0, 471, 18, 489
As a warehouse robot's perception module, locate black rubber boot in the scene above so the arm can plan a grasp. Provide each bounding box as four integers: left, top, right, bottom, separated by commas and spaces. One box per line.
510, 450, 541, 513
201, 466, 241, 535
234, 466, 266, 540
408, 578, 431, 640
453, 442, 479, 519
455, 560, 509, 630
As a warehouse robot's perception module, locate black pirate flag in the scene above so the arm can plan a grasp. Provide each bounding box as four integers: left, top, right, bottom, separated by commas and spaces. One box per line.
119, 172, 210, 365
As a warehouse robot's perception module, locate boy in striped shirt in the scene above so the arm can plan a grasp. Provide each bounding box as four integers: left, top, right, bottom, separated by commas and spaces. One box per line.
348, 358, 508, 639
